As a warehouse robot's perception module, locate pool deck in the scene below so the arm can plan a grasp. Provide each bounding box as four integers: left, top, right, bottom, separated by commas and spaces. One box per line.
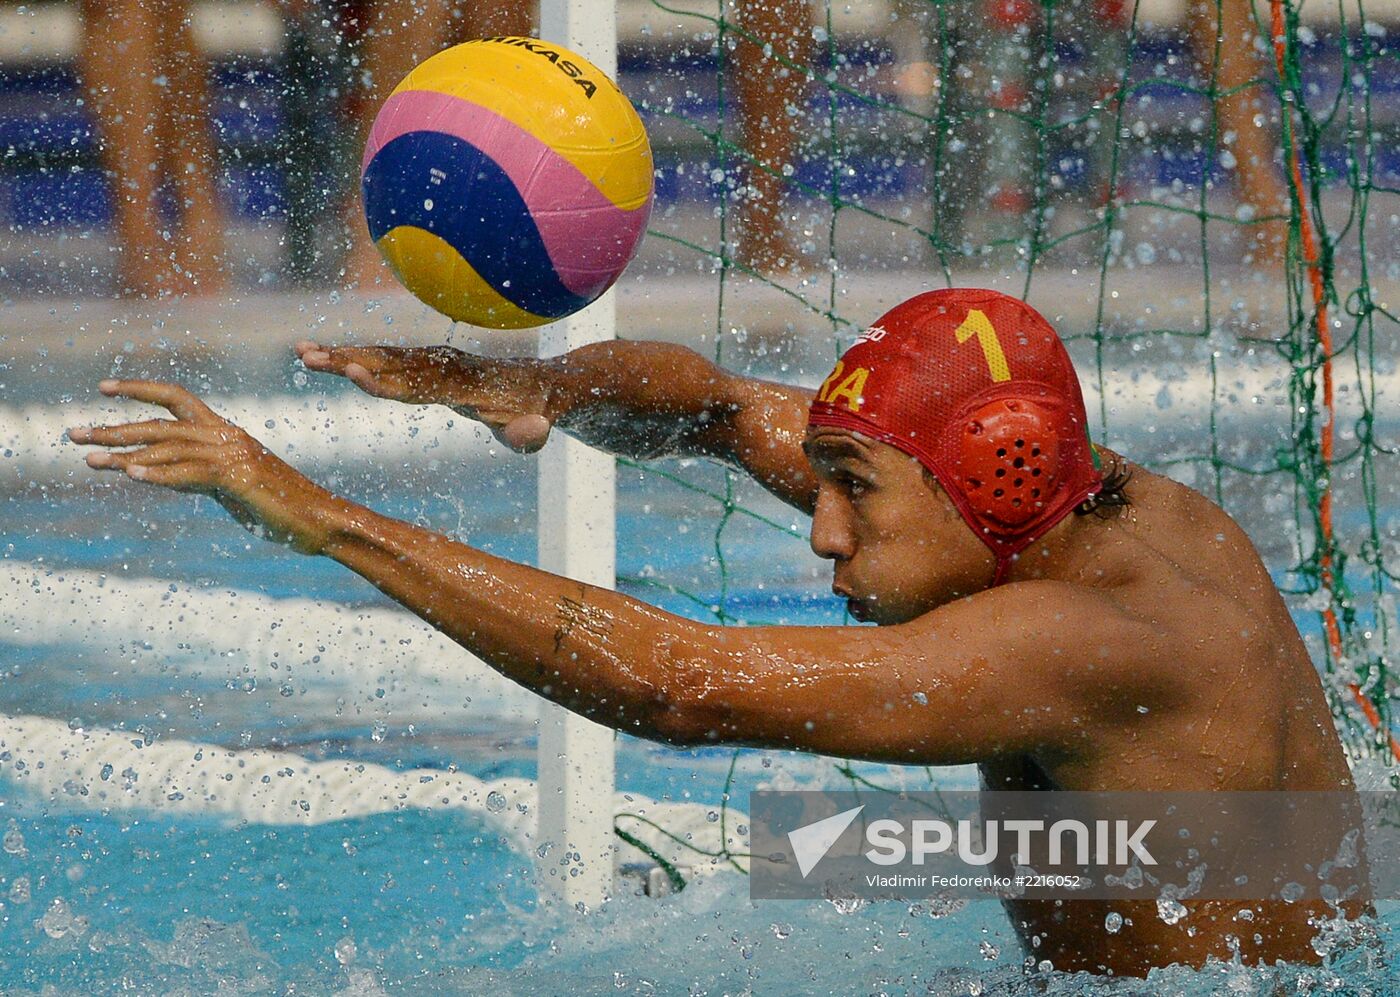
6, 262, 1395, 372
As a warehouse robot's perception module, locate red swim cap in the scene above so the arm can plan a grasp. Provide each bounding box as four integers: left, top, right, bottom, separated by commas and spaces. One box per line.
807, 288, 1103, 586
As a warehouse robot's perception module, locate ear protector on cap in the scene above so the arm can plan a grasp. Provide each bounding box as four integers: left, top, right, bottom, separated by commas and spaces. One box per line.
958, 397, 1062, 529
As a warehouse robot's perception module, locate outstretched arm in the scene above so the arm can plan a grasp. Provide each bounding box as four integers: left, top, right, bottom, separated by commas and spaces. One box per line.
69, 381, 1160, 763
69, 380, 702, 741
296, 340, 819, 514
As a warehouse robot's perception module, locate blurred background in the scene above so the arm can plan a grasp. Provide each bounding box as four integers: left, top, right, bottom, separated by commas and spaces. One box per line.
1, 0, 1395, 303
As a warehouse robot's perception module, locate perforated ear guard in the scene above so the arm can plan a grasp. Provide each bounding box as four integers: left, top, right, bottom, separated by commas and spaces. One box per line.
957, 398, 1063, 530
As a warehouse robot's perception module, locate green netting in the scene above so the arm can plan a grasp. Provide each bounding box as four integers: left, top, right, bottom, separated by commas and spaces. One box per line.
620, 0, 1398, 881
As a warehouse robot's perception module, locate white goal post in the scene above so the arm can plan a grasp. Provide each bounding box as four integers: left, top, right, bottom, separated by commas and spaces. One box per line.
536, 0, 621, 912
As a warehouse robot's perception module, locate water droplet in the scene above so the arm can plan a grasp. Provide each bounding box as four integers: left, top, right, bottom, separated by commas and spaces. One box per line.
334, 936, 357, 965
927, 897, 968, 918
1157, 898, 1188, 924
979, 939, 1000, 960
1104, 911, 1123, 934
825, 892, 865, 915
486, 791, 508, 813
771, 922, 792, 939
39, 897, 81, 938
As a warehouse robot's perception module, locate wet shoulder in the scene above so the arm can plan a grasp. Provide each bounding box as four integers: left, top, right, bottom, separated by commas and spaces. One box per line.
1115, 463, 1278, 615
1073, 465, 1292, 703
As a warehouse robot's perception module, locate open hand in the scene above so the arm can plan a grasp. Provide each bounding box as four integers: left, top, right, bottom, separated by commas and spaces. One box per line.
68, 380, 333, 555
295, 341, 555, 453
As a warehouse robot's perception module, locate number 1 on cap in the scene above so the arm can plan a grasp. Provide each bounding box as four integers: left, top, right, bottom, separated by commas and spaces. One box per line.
955, 309, 1011, 383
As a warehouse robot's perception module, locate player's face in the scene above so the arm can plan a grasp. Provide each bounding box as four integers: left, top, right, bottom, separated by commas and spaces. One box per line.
804, 428, 995, 624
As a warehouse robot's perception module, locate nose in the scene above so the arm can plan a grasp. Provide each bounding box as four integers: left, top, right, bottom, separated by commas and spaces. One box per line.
809, 486, 856, 562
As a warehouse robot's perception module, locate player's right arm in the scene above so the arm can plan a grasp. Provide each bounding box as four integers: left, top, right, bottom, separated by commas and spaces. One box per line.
296, 340, 818, 513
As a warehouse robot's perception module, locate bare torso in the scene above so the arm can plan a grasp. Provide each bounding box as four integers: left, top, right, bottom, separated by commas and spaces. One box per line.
980, 457, 1354, 974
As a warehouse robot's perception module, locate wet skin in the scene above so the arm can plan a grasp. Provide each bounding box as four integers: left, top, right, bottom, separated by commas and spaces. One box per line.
70, 340, 1357, 977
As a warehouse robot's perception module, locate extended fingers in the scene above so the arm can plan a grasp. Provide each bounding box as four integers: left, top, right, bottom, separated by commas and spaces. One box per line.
341, 361, 383, 395
98, 379, 219, 423
68, 418, 211, 447
85, 441, 221, 493
298, 345, 399, 398
123, 460, 221, 492
295, 340, 337, 371
86, 439, 210, 471
296, 343, 386, 377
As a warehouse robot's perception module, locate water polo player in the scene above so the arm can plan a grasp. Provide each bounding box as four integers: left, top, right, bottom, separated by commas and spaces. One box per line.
71, 288, 1356, 976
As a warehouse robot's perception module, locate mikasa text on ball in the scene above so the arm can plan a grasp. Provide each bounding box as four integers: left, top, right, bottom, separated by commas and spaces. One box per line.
361, 37, 654, 329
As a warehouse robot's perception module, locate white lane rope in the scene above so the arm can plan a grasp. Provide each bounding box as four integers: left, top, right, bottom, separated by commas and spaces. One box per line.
0, 560, 538, 720
0, 713, 748, 877
0, 392, 502, 484
3, 366, 1396, 484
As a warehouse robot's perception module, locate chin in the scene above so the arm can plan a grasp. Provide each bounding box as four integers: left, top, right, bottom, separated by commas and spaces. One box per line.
863, 588, 970, 624
851, 599, 918, 626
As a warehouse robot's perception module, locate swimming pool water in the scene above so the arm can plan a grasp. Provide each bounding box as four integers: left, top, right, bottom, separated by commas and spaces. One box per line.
2, 801, 1394, 994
